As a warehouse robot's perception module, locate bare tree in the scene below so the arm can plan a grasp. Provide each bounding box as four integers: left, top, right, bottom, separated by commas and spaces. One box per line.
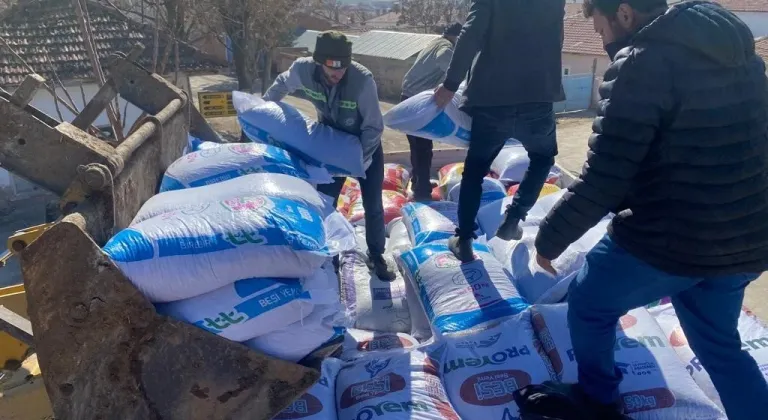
397, 0, 445, 33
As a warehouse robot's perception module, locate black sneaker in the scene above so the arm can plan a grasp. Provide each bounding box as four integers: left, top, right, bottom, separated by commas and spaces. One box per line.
495, 206, 523, 240
514, 382, 630, 420
448, 236, 475, 263
367, 253, 396, 281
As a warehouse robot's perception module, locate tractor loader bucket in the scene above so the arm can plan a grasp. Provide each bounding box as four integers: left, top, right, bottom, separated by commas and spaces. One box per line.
0, 44, 335, 419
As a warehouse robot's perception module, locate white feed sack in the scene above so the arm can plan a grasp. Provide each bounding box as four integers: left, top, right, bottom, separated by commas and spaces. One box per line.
386, 218, 412, 256
341, 328, 420, 361
105, 193, 333, 302
339, 250, 412, 334
490, 144, 530, 184
438, 310, 557, 420
383, 89, 472, 148
335, 350, 461, 420
243, 304, 345, 363
649, 303, 768, 410
488, 219, 610, 304
133, 173, 334, 224
397, 241, 530, 336
401, 201, 461, 246
476, 189, 566, 235
446, 177, 507, 208
531, 304, 726, 419
233, 91, 365, 177
273, 358, 344, 420
159, 142, 333, 192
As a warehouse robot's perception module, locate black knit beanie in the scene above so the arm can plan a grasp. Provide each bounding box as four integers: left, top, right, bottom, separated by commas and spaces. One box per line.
313, 31, 353, 69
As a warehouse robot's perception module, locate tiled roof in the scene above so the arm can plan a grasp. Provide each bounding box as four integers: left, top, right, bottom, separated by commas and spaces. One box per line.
292, 30, 359, 53
711, 0, 768, 13
756, 37, 768, 63
0, 0, 223, 85
565, 2, 584, 17
352, 30, 439, 60
563, 14, 604, 56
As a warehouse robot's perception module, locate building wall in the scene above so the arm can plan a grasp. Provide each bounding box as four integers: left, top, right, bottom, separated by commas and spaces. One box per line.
736, 11, 768, 38
0, 73, 194, 199
353, 54, 415, 101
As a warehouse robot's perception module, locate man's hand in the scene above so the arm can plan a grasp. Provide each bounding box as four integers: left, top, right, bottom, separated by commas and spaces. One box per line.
433, 84, 455, 109
536, 253, 557, 276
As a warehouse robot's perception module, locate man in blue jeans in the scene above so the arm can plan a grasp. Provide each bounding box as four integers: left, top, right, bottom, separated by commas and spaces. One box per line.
433, 0, 565, 261
515, 1, 768, 419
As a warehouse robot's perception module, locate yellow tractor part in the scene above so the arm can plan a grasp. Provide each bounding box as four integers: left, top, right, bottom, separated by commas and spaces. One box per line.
0, 223, 54, 268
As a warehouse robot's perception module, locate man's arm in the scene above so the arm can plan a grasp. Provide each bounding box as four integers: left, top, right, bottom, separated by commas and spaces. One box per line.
262, 60, 305, 102
535, 49, 674, 260
442, 0, 491, 92
357, 77, 384, 168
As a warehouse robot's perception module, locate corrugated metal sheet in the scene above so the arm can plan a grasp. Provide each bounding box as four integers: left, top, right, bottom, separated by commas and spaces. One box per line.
352, 31, 439, 60
293, 30, 359, 54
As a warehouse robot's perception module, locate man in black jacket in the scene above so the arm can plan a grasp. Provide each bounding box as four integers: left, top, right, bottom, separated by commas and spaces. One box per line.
516, 1, 768, 419
433, 0, 565, 261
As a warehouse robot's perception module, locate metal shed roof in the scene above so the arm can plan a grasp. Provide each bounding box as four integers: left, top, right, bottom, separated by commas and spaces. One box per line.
292, 30, 360, 53
352, 31, 439, 60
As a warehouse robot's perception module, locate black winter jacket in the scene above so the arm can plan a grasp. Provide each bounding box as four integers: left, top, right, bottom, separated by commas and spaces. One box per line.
535, 1, 768, 277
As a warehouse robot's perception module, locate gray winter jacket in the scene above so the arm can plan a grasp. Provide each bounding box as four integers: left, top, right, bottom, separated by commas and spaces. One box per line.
262, 57, 384, 165
401, 37, 454, 97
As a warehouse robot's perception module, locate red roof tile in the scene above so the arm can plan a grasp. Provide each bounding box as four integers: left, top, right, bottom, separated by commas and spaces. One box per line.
563, 15, 605, 56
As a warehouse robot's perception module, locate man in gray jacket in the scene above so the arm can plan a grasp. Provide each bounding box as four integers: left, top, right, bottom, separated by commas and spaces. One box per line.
262, 31, 395, 280
434, 0, 565, 262
400, 23, 462, 201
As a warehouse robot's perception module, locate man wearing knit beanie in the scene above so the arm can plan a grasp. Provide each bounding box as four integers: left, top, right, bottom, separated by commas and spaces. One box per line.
399, 22, 463, 201
263, 31, 396, 280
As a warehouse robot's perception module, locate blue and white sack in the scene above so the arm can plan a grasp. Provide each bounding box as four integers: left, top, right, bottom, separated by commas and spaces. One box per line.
447, 177, 506, 207
160, 142, 332, 192
396, 241, 529, 335
233, 91, 365, 177
133, 173, 334, 224
272, 358, 344, 419
400, 201, 459, 246
105, 194, 332, 302
383, 86, 471, 148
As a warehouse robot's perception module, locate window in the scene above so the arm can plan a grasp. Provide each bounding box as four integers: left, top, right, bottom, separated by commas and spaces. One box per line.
562, 66, 572, 76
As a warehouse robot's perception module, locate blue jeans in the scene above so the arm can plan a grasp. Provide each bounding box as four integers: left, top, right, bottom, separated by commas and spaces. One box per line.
457, 103, 557, 238
569, 235, 768, 419
317, 145, 386, 257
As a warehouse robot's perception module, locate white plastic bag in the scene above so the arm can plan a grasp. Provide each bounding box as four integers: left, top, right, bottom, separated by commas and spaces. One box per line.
335, 350, 460, 420
243, 304, 344, 363
341, 328, 419, 361
383, 89, 472, 148
532, 304, 726, 419
447, 177, 506, 207
133, 173, 333, 224
386, 218, 412, 255
477, 189, 584, 235
438, 310, 557, 420
339, 250, 412, 334
274, 358, 343, 419
488, 219, 610, 303
490, 144, 530, 183
105, 194, 332, 302
397, 241, 530, 335
156, 271, 330, 341
649, 303, 768, 410
233, 91, 365, 177
401, 201, 459, 246
159, 142, 332, 192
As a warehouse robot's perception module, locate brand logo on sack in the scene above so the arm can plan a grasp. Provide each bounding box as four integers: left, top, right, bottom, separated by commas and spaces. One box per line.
531, 310, 564, 375
459, 369, 532, 406
357, 335, 415, 352
618, 314, 637, 330
365, 359, 391, 378
222, 229, 267, 246
200, 147, 222, 158
616, 361, 659, 377
621, 388, 676, 414
274, 393, 324, 419
339, 373, 406, 408
220, 196, 274, 213
229, 143, 265, 155
455, 333, 502, 350
434, 254, 460, 269
444, 345, 531, 375
669, 327, 688, 347
351, 400, 430, 420
195, 310, 247, 333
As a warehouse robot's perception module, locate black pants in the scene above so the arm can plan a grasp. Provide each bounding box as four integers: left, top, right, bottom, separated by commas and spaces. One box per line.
401, 95, 433, 199
457, 103, 557, 238
317, 145, 386, 257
